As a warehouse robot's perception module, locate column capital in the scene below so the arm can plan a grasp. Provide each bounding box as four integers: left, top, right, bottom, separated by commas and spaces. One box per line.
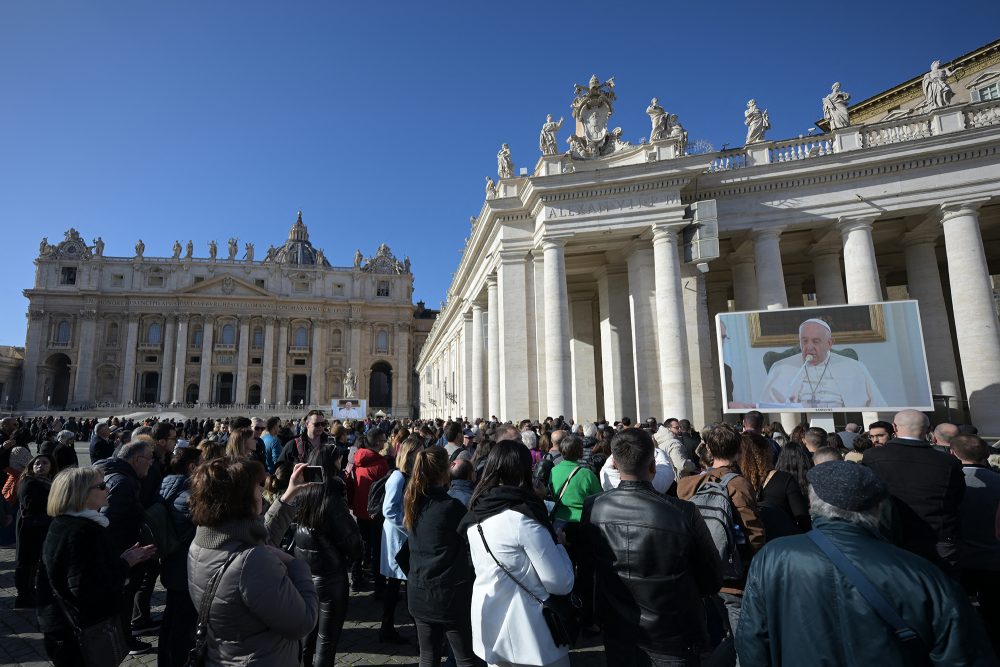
486, 274, 498, 288
729, 252, 755, 267
939, 199, 987, 223
752, 226, 785, 242
836, 215, 878, 236
540, 237, 566, 251
263, 315, 276, 325
79, 310, 98, 321
498, 248, 527, 265
808, 244, 841, 259
901, 228, 940, 247
651, 224, 680, 243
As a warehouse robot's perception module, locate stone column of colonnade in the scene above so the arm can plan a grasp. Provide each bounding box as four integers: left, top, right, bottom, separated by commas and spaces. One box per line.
730, 253, 758, 311
171, 315, 189, 403
120, 315, 140, 403
543, 239, 572, 420
73, 311, 97, 405
652, 225, 692, 421
706, 282, 730, 425
939, 202, 1000, 434
810, 246, 847, 305
486, 276, 501, 419
471, 303, 485, 419
498, 253, 530, 420
462, 311, 474, 417
682, 264, 718, 427
596, 263, 636, 422
158, 315, 176, 402
531, 251, 547, 421
627, 244, 661, 421
902, 231, 961, 404
838, 216, 884, 426
197, 316, 215, 403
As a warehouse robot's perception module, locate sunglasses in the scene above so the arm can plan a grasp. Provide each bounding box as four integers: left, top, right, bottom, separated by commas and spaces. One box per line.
90, 482, 108, 491
312, 421, 328, 427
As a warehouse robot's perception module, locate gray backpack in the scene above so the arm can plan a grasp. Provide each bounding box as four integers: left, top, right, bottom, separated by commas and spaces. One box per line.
690, 472, 747, 581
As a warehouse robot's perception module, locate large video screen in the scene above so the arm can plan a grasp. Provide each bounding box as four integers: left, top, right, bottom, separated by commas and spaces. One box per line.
717, 301, 933, 413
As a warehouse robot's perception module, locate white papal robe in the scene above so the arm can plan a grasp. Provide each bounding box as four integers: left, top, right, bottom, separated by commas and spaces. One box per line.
759, 352, 887, 408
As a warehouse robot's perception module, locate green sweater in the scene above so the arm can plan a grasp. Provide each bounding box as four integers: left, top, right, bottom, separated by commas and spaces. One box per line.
549, 460, 602, 523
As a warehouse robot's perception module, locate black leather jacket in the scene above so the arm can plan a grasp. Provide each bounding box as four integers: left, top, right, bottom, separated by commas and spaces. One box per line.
293, 478, 363, 579
581, 480, 723, 655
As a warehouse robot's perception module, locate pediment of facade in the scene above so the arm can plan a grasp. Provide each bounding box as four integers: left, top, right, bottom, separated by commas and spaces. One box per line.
178, 274, 272, 298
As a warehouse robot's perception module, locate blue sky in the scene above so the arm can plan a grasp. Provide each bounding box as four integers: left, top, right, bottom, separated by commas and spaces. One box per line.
1, 1, 997, 346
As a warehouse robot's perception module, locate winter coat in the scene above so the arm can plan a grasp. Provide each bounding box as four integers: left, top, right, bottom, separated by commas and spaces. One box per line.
654, 427, 696, 477
379, 470, 408, 579
294, 477, 364, 578
349, 448, 389, 520
736, 517, 996, 667
467, 507, 575, 666
187, 498, 318, 667
447, 479, 475, 508
159, 473, 195, 591
406, 487, 474, 624
94, 457, 144, 555
88, 436, 114, 463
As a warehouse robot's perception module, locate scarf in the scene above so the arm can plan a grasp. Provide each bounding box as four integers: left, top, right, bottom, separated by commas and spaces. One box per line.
459, 485, 556, 541
66, 509, 109, 527
193, 516, 269, 550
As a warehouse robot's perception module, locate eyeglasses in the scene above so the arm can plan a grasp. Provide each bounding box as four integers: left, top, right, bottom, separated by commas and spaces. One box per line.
90, 482, 108, 491
312, 421, 327, 427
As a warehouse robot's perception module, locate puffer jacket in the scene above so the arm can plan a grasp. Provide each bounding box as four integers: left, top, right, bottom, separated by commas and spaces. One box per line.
94, 457, 144, 554
581, 481, 723, 655
159, 473, 194, 591
294, 477, 363, 577
188, 499, 318, 666
349, 448, 389, 520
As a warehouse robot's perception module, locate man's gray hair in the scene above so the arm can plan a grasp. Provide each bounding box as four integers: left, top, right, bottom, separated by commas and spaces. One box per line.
251, 417, 265, 428
119, 440, 151, 461
520, 430, 538, 449
582, 422, 598, 439
132, 425, 153, 438
495, 424, 519, 442
808, 486, 880, 534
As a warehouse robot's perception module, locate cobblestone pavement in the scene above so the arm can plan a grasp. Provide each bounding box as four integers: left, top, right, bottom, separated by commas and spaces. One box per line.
0, 442, 606, 666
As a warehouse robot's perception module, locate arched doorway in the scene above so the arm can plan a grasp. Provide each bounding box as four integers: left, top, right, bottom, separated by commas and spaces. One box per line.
248, 384, 261, 406
139, 372, 159, 403
216, 373, 234, 404
369, 362, 392, 408
44, 354, 72, 408
185, 383, 199, 404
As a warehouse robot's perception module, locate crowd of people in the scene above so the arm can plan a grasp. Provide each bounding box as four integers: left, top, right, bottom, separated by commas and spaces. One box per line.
0, 407, 998, 666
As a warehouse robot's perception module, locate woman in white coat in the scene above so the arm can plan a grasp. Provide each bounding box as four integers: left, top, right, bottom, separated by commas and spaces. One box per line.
460, 440, 575, 667
379, 434, 420, 644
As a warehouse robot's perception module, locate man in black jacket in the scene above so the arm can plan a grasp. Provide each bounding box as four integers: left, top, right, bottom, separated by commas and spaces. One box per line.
581, 428, 723, 665
89, 422, 115, 462
863, 409, 964, 576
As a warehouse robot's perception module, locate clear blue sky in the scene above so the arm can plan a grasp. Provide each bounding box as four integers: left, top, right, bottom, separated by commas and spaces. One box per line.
1, 1, 997, 346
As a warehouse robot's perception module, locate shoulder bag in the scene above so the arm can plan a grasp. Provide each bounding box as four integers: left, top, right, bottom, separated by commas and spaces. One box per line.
476, 523, 581, 647
184, 549, 245, 667
49, 583, 128, 667
548, 465, 583, 520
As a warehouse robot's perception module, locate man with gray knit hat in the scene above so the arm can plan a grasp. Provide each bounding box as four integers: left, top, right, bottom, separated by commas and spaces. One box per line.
736, 461, 995, 666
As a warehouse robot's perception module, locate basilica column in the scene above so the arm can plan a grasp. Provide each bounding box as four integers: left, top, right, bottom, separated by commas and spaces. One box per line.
543, 240, 572, 419
19, 311, 45, 408
73, 310, 97, 406
903, 233, 961, 402
396, 322, 409, 416
235, 317, 251, 404
531, 251, 547, 419
310, 321, 325, 405
275, 318, 288, 404
486, 276, 501, 419
730, 254, 758, 311
811, 246, 847, 305
753, 228, 788, 310
652, 225, 692, 420
159, 315, 176, 403
627, 243, 661, 420
939, 202, 1000, 433
171, 315, 189, 403
471, 303, 485, 419
596, 263, 636, 422
120, 315, 140, 403
498, 252, 530, 420
838, 216, 883, 303
197, 316, 215, 403
261, 317, 275, 405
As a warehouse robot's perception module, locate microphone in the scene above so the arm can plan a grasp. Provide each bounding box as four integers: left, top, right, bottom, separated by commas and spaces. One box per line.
784, 353, 815, 402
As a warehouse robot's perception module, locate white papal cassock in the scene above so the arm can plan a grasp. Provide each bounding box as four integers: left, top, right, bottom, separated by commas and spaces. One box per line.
759, 353, 887, 408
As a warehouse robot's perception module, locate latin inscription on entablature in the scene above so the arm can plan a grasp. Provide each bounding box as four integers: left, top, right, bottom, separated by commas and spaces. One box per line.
544, 191, 678, 219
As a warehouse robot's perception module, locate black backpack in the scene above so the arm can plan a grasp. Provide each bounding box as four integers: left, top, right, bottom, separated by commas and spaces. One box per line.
366, 471, 392, 520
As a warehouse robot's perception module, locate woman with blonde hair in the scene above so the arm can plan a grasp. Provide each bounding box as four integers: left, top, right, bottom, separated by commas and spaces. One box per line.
225, 427, 257, 460
378, 434, 421, 643
404, 447, 478, 666
36, 467, 155, 665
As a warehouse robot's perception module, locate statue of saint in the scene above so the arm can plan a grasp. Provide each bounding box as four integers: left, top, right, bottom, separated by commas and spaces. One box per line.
668, 115, 688, 154
822, 82, 851, 130
470, 215, 477, 229
485, 176, 497, 200
539, 114, 564, 155
245, 242, 254, 262
185, 240, 193, 259
134, 239, 145, 258
39, 238, 50, 256
208, 240, 218, 260
646, 98, 669, 141
744, 99, 770, 145
172, 240, 182, 259
315, 248, 324, 266
265, 244, 276, 261
343, 368, 358, 398
227, 238, 238, 261
922, 60, 958, 110
404, 256, 411, 273
497, 143, 514, 180
93, 237, 104, 256
354, 249, 363, 268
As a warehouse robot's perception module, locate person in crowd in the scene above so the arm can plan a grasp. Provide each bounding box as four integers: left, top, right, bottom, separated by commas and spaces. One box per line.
157, 447, 202, 667
844, 434, 872, 463
41, 430, 79, 471
13, 453, 56, 608
677, 424, 766, 657
588, 438, 610, 476
187, 458, 318, 665
461, 441, 575, 667
443, 422, 464, 460
864, 409, 964, 575
295, 445, 364, 666
765, 422, 789, 447
742, 411, 780, 463
448, 458, 477, 507
736, 461, 994, 666
582, 428, 722, 666
549, 434, 602, 530
261, 416, 283, 474
836, 422, 860, 450
951, 434, 1000, 649
812, 446, 843, 465
867, 420, 894, 447
655, 419, 695, 477
380, 434, 421, 643
349, 429, 390, 593
94, 439, 157, 653
931, 422, 960, 454
787, 423, 807, 446
3, 431, 33, 504
89, 422, 115, 462
404, 447, 480, 666
775, 440, 813, 499
801, 427, 827, 455
36, 466, 156, 665
741, 433, 810, 538
198, 438, 227, 462
225, 426, 257, 460
276, 410, 329, 478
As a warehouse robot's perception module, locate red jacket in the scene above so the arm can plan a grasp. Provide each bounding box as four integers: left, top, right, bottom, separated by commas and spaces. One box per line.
349, 448, 389, 520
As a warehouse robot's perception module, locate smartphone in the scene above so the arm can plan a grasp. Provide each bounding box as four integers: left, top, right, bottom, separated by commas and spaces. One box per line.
302, 466, 326, 484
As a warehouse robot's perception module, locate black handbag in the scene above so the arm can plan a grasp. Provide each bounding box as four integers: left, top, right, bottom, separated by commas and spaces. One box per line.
476, 523, 581, 647
184, 549, 244, 667
50, 587, 128, 667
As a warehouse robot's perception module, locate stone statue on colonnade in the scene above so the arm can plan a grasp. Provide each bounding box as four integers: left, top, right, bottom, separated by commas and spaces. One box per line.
497, 143, 514, 179
922, 60, 959, 110
822, 82, 851, 130
744, 99, 770, 144
539, 114, 564, 155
